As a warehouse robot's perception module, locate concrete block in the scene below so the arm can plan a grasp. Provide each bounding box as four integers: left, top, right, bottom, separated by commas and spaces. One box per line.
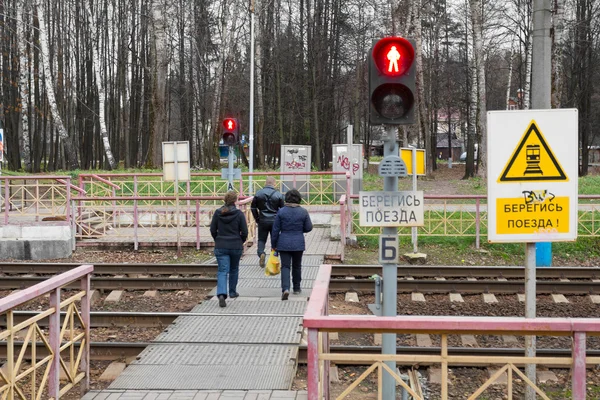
346, 235, 357, 246
517, 294, 526, 302
403, 252, 427, 264
411, 292, 426, 302
374, 334, 382, 345
22, 225, 71, 239
497, 277, 508, 281
467, 277, 477, 281
328, 332, 339, 341
98, 362, 126, 381
1, 225, 22, 238
435, 277, 446, 281
329, 214, 341, 240
537, 370, 558, 383
329, 366, 340, 383
90, 290, 101, 304
428, 368, 442, 384
449, 293, 464, 303
503, 335, 519, 344
590, 295, 600, 304
0, 238, 72, 260
483, 293, 498, 303
488, 368, 508, 385
104, 290, 124, 303
461, 335, 478, 347
143, 290, 158, 298
310, 213, 332, 227
416, 334, 433, 347
551, 294, 569, 303
345, 292, 359, 302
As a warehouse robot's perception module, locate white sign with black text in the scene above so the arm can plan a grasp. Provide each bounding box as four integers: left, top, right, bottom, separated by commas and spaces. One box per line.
359, 191, 424, 227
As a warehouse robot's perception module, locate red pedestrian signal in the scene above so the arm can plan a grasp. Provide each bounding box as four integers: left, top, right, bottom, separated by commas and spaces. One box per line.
369, 37, 416, 125
222, 118, 239, 146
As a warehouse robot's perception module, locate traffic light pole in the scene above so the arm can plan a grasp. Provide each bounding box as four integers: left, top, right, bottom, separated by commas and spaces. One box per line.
227, 145, 235, 192
381, 126, 398, 399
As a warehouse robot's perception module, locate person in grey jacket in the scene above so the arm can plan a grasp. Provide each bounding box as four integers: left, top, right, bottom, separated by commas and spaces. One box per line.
251, 176, 285, 268
210, 191, 248, 307
271, 189, 313, 300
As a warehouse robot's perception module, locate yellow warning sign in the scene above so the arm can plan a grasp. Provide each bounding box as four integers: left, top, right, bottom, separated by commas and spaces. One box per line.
496, 196, 570, 235
498, 121, 567, 182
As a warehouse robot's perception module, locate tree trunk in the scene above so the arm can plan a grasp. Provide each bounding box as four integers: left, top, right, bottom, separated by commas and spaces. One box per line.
17, 0, 31, 171
149, 0, 169, 168
550, 0, 564, 108
255, 1, 266, 168
469, 0, 487, 178
36, 2, 78, 169
85, 2, 117, 170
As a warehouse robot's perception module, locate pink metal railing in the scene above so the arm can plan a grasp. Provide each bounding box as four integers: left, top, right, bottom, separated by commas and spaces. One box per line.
0, 264, 93, 399
1, 176, 86, 225
304, 264, 600, 400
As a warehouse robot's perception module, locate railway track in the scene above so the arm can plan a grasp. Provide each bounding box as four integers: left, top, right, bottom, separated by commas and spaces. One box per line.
3, 263, 600, 293
0, 341, 595, 367
2, 262, 600, 279
2, 275, 600, 293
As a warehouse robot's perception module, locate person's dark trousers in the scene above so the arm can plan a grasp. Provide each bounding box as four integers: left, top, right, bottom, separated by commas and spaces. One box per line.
257, 220, 274, 256
214, 248, 243, 297
280, 250, 304, 292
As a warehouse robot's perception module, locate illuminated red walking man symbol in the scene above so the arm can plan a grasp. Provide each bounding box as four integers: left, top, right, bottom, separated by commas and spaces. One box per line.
387, 46, 401, 73
227, 120, 234, 130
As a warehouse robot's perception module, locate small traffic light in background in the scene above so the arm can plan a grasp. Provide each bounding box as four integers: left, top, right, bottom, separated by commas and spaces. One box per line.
369, 37, 416, 125
222, 118, 239, 146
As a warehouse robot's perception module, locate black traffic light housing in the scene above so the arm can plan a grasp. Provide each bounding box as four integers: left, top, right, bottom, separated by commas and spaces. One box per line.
222, 118, 239, 146
369, 37, 416, 125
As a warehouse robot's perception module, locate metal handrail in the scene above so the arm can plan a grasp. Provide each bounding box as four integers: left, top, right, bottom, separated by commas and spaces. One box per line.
304, 264, 599, 399
0, 265, 93, 399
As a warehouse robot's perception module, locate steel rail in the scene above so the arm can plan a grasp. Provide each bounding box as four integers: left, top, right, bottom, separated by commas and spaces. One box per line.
1, 342, 598, 367
2, 276, 600, 293
2, 262, 600, 279
1, 311, 304, 328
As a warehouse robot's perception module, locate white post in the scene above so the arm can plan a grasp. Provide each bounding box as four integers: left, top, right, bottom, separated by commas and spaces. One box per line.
174, 151, 181, 256
248, 1, 255, 195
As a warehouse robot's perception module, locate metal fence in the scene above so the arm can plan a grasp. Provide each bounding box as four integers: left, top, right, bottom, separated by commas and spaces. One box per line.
0, 265, 93, 399
348, 194, 600, 246
305, 264, 599, 400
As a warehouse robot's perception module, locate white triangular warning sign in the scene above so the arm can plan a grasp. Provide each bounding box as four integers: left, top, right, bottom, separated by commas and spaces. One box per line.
498, 120, 568, 182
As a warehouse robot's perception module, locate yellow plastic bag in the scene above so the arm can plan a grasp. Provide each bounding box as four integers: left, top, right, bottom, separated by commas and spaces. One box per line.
265, 250, 280, 276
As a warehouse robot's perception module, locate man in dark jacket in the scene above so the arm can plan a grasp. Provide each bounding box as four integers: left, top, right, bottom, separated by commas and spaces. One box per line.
251, 176, 285, 268
210, 191, 248, 307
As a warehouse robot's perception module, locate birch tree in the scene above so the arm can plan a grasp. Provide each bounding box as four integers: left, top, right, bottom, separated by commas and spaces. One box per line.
85, 1, 117, 170
469, 0, 487, 177
17, 0, 31, 171
36, 1, 79, 170
149, 0, 171, 167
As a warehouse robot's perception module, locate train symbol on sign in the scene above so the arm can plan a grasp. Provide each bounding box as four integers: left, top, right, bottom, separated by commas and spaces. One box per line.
524, 144, 543, 175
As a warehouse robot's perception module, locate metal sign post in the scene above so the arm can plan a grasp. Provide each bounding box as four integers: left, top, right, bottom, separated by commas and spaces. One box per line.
381, 128, 398, 399
488, 109, 577, 397
0, 128, 4, 176
162, 141, 191, 257
228, 145, 235, 192
359, 128, 424, 399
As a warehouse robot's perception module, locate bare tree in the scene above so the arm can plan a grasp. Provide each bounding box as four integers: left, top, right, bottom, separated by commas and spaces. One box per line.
36, 1, 79, 169
469, 0, 487, 178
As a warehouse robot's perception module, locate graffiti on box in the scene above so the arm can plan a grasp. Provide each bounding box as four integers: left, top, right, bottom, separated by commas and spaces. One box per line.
337, 154, 360, 175
285, 148, 307, 170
